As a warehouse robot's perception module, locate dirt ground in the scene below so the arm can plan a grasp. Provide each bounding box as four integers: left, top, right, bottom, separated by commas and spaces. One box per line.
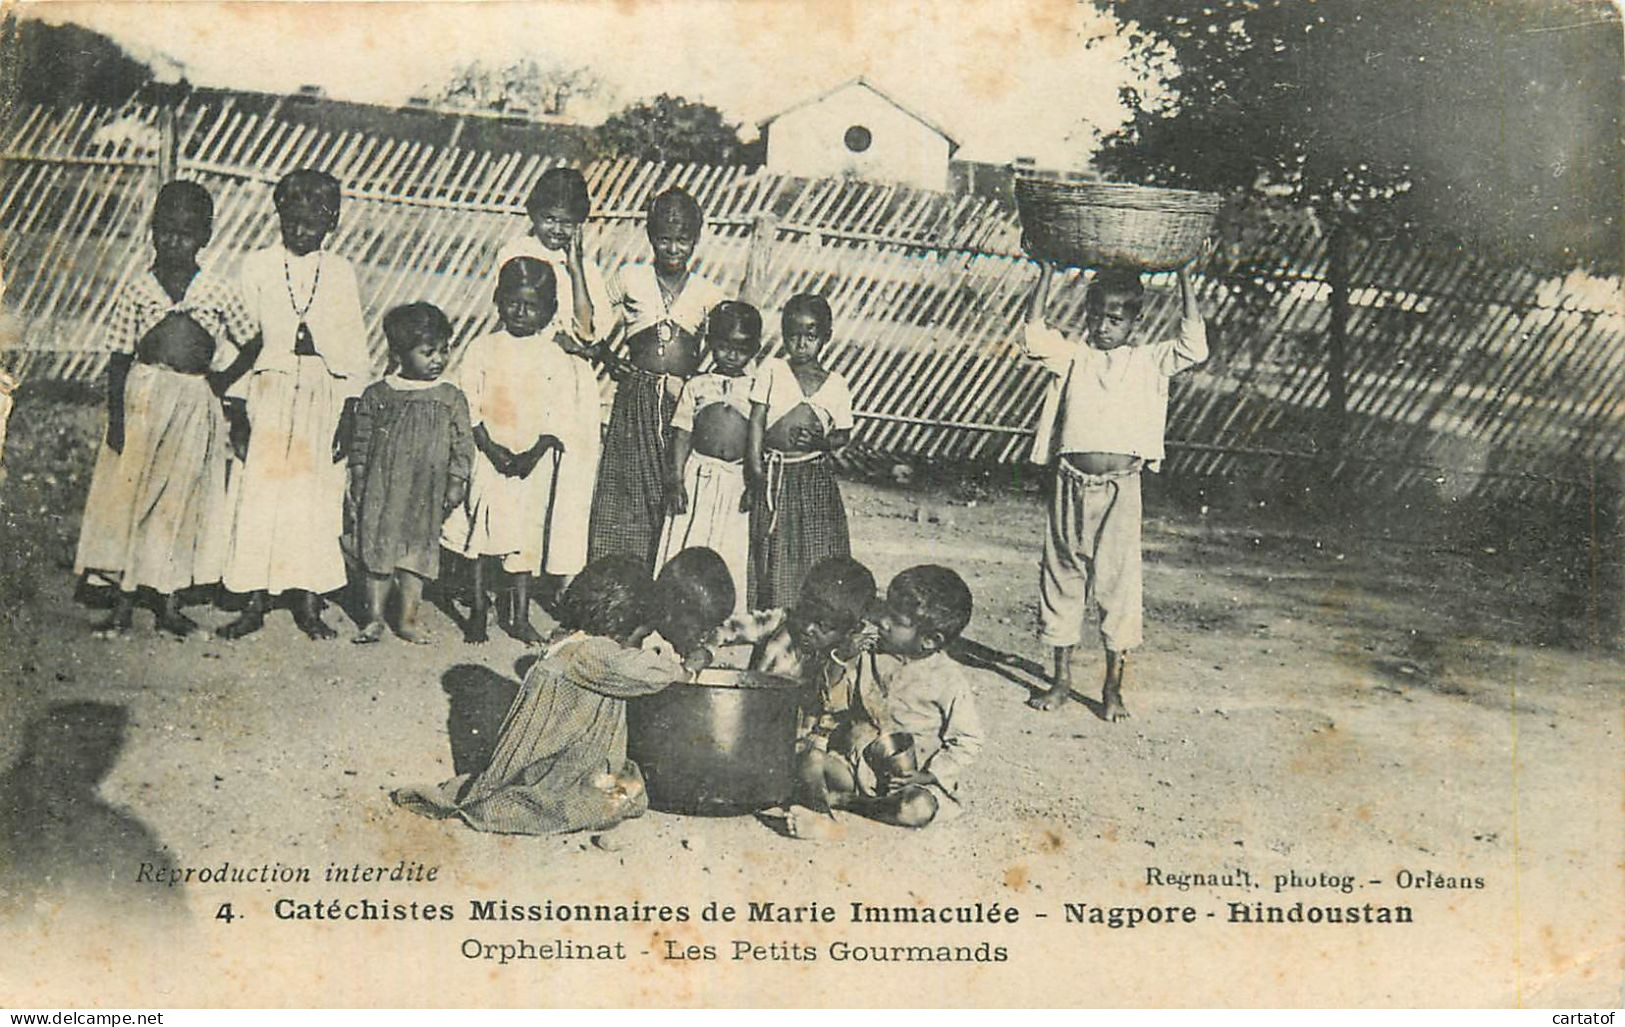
1, 391, 1620, 1008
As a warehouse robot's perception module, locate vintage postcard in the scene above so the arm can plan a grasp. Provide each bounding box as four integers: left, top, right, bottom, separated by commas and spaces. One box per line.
0, 0, 1620, 1009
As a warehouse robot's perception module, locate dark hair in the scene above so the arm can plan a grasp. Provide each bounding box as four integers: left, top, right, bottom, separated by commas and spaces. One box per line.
382, 302, 452, 356
154, 180, 213, 234
1085, 267, 1146, 321
524, 166, 590, 222
794, 556, 876, 634
554, 556, 650, 641
707, 301, 763, 354
494, 255, 559, 311
647, 187, 703, 237
650, 547, 735, 650
782, 293, 833, 340
273, 168, 341, 215
887, 565, 973, 646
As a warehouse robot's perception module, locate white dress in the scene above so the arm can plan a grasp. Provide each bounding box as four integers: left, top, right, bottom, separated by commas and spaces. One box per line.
222, 246, 371, 596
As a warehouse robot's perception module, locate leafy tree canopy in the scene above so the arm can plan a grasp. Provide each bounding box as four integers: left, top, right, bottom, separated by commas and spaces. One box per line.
431, 57, 608, 119
0, 16, 153, 109
1093, 0, 1622, 268
594, 94, 747, 165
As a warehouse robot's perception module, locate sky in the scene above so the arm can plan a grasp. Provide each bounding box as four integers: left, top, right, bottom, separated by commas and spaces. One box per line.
22, 0, 1141, 165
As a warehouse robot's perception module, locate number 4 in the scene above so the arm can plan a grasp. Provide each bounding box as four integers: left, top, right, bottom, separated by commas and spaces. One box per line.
215, 903, 236, 923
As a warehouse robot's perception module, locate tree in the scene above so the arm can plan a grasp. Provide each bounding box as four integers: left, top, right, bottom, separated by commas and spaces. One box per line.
594, 94, 747, 165
0, 16, 152, 110
431, 58, 609, 118
1091, 0, 1622, 268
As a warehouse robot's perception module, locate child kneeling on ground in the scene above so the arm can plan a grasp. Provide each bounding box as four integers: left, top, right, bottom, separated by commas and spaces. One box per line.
790, 565, 983, 837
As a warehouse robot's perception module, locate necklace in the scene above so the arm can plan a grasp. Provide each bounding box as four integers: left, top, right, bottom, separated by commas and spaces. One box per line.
284, 252, 323, 356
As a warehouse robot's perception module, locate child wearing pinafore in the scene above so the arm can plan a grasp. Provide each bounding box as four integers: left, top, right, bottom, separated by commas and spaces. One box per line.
219, 169, 372, 641
655, 300, 761, 614
346, 303, 474, 645
75, 181, 260, 637
746, 294, 855, 610
442, 257, 601, 644
588, 187, 726, 569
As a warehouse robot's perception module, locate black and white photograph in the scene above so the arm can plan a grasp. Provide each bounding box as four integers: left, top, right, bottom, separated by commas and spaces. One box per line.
0, 0, 1620, 1009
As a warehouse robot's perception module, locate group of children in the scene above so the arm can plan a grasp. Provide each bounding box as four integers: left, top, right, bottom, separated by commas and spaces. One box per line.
75, 167, 856, 648
72, 158, 1213, 838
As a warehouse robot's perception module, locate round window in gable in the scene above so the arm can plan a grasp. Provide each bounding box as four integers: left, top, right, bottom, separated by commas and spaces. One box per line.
844, 125, 873, 153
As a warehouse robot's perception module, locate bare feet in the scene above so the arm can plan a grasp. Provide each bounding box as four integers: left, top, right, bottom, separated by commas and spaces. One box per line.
352, 621, 386, 644
1099, 651, 1130, 723
464, 614, 489, 644
505, 615, 545, 647
785, 804, 845, 841
215, 605, 265, 641
92, 615, 133, 640
156, 609, 199, 639
1100, 690, 1131, 722
396, 625, 433, 646
292, 594, 337, 641
1027, 682, 1071, 711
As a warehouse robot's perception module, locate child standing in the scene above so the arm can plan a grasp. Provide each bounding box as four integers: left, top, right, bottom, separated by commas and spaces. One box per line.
495, 166, 613, 354
1020, 258, 1208, 721
75, 181, 260, 637
791, 565, 983, 836
588, 187, 727, 568
746, 294, 855, 610
391, 550, 733, 836
219, 169, 372, 641
347, 303, 474, 645
654, 300, 762, 613
442, 257, 601, 645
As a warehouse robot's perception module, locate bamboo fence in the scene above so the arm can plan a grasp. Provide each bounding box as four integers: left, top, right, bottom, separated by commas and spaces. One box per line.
2, 99, 1620, 501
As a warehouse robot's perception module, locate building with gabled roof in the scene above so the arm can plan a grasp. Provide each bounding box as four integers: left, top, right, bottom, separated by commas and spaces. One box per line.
758, 77, 958, 191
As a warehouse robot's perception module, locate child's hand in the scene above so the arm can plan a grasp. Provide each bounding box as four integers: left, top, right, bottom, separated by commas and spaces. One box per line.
443, 477, 468, 517
554, 329, 589, 356
788, 424, 825, 451
331, 400, 357, 464
882, 769, 936, 795
681, 645, 713, 676
105, 415, 125, 454
666, 481, 689, 515
223, 400, 251, 461
566, 224, 587, 270
738, 486, 755, 513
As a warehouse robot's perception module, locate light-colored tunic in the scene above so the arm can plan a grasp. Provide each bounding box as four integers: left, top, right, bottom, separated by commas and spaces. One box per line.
609, 263, 726, 339
749, 357, 855, 435
223, 246, 371, 595
442, 329, 601, 575
75, 268, 252, 593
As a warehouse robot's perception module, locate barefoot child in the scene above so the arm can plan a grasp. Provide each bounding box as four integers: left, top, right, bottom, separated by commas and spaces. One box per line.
219, 169, 372, 640
1021, 260, 1208, 721
347, 303, 474, 644
654, 300, 762, 612
75, 181, 260, 637
793, 565, 982, 835
746, 294, 854, 609
391, 550, 733, 836
588, 187, 727, 568
442, 257, 599, 644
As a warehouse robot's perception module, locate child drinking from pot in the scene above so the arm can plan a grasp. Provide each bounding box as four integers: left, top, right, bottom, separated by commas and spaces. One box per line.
442, 257, 600, 645
588, 187, 726, 569
1020, 255, 1208, 721
75, 181, 260, 638
390, 548, 734, 836
790, 565, 983, 836
347, 303, 474, 645
654, 300, 762, 613
746, 294, 854, 610
219, 169, 372, 641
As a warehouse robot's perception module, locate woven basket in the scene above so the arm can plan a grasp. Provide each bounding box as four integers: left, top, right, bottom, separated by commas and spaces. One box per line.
1015, 179, 1220, 271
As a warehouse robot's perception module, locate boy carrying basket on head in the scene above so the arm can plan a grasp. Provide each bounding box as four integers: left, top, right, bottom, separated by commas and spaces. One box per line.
1020, 246, 1210, 722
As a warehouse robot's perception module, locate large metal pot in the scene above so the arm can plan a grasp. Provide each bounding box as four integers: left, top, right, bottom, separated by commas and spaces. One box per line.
626, 668, 807, 816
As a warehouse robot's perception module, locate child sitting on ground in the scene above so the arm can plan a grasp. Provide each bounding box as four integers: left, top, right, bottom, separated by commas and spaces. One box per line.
654, 301, 762, 613
790, 565, 983, 836
346, 303, 474, 644
75, 180, 260, 638
391, 548, 734, 837
589, 187, 727, 569
1020, 254, 1208, 721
